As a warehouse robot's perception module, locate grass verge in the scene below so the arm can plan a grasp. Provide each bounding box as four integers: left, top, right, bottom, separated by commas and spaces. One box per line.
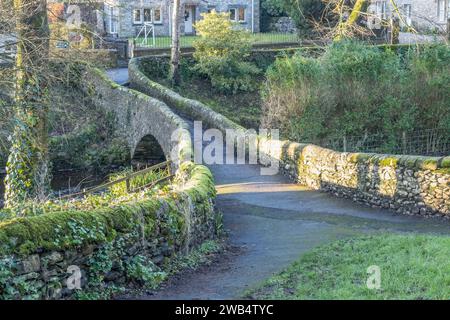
246, 234, 450, 300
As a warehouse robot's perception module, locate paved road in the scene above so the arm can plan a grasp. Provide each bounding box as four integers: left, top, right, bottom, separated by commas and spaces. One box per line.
107, 69, 450, 300
142, 162, 450, 300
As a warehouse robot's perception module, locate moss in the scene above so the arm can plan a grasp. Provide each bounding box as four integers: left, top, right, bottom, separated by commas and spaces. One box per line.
0, 162, 217, 256
379, 157, 399, 167
415, 158, 439, 170
440, 157, 450, 168
349, 153, 371, 164
92, 68, 120, 89
434, 168, 450, 175
0, 205, 141, 256
397, 155, 418, 169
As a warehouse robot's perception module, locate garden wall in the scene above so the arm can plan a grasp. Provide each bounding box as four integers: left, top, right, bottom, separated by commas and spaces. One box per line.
129, 58, 450, 217
0, 162, 218, 299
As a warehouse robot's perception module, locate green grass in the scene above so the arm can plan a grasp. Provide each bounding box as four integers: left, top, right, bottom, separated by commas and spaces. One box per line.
247, 234, 450, 300
134, 32, 299, 48
176, 78, 262, 128
152, 75, 262, 129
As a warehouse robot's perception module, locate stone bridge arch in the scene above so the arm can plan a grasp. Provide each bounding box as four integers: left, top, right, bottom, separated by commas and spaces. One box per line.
83, 68, 192, 168
132, 134, 166, 165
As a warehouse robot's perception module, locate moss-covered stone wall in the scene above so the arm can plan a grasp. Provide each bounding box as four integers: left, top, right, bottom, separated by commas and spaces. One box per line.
0, 162, 219, 299
259, 139, 450, 217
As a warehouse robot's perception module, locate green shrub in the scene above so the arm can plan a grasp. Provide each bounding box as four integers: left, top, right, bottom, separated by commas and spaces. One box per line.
261, 42, 450, 148
193, 11, 260, 93
126, 255, 167, 288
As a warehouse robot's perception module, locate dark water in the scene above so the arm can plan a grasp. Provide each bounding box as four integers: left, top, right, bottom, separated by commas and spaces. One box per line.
0, 170, 107, 207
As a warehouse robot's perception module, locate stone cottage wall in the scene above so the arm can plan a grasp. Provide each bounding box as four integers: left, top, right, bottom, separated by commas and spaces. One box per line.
112, 0, 260, 38
368, 0, 447, 32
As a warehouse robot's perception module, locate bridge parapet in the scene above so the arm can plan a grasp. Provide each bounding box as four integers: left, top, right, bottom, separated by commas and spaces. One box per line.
259, 139, 450, 216
80, 66, 192, 168
0, 162, 218, 299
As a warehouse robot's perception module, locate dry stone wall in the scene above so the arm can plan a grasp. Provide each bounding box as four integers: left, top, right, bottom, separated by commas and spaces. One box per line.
260, 140, 450, 217
0, 163, 218, 299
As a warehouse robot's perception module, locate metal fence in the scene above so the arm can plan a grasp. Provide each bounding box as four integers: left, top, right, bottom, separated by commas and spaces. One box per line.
320, 128, 450, 157
134, 32, 299, 49
59, 160, 173, 200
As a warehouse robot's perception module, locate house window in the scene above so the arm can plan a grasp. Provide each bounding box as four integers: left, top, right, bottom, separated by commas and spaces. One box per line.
154, 8, 162, 23
229, 7, 246, 22
376, 1, 387, 19
437, 0, 446, 22
144, 8, 152, 22
133, 9, 143, 24
402, 3, 412, 25
4, 40, 15, 53
109, 7, 118, 34
134, 7, 162, 24
403, 4, 411, 18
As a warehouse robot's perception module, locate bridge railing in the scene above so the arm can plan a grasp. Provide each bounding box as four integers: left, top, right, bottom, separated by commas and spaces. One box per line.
59, 160, 174, 200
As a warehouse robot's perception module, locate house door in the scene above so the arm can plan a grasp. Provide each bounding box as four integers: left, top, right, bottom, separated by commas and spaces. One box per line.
184, 6, 195, 34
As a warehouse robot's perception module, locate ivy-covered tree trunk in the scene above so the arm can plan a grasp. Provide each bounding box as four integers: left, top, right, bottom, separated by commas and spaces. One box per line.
5, 0, 50, 208
169, 0, 182, 86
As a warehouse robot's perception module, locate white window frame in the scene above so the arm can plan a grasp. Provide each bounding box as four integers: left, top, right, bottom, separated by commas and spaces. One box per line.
134, 7, 162, 25
403, 4, 411, 18
437, 0, 447, 22
237, 7, 246, 22
153, 7, 162, 24
4, 40, 15, 53
402, 3, 412, 26
133, 8, 143, 24
229, 7, 246, 23
376, 1, 387, 19
109, 7, 118, 34
229, 8, 237, 21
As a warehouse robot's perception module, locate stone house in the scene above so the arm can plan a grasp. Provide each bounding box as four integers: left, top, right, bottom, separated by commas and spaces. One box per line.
104, 0, 260, 38
47, 0, 260, 40
368, 0, 449, 32
0, 35, 16, 64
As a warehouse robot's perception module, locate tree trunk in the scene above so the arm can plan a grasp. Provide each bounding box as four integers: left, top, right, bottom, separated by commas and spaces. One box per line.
170, 0, 182, 86
334, 0, 367, 41
5, 0, 50, 208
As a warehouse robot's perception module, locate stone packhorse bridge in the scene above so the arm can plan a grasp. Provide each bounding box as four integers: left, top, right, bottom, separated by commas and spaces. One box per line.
0, 62, 448, 300
88, 63, 449, 300
86, 61, 450, 219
